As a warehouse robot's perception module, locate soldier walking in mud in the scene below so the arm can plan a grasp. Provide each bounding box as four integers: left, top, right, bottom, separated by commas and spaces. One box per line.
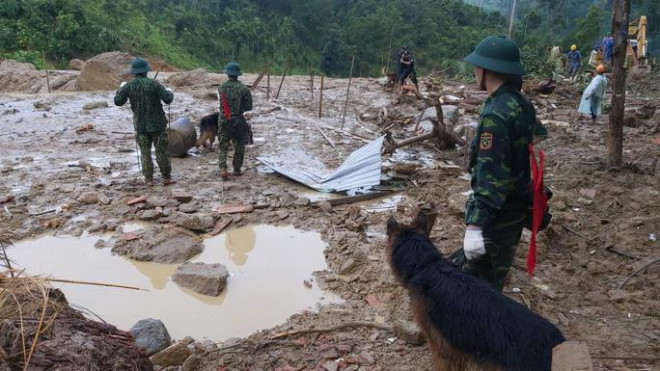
217, 61, 253, 180
449, 36, 541, 291
114, 58, 175, 186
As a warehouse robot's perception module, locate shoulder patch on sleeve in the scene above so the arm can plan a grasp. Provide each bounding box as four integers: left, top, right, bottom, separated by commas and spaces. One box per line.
479, 132, 493, 151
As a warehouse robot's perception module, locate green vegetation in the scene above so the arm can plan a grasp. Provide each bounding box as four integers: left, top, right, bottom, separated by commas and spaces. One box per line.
0, 0, 657, 77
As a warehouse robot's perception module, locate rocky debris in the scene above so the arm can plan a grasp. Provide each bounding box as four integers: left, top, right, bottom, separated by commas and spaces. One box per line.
178, 202, 199, 213
394, 321, 425, 345
98, 193, 111, 205
82, 101, 108, 111
77, 191, 99, 204
139, 209, 160, 221
0, 59, 36, 72
182, 354, 202, 371
77, 51, 133, 91
172, 212, 215, 231
172, 262, 228, 296
552, 341, 593, 371
166, 68, 224, 88
146, 195, 170, 208
578, 188, 597, 199
33, 101, 52, 111
318, 201, 333, 212
338, 258, 360, 275
447, 190, 469, 215
129, 318, 172, 356
113, 228, 204, 263
171, 188, 193, 203
150, 342, 191, 367
294, 197, 311, 206
68, 58, 85, 71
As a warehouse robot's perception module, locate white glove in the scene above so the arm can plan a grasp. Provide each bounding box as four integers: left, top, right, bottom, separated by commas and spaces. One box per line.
166, 88, 173, 93
463, 227, 486, 260
120, 81, 127, 88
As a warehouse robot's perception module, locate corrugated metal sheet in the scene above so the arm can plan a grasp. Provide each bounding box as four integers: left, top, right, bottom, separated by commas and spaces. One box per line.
256, 136, 384, 192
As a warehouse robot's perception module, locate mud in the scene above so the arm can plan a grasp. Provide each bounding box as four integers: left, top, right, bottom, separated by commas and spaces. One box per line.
0, 69, 659, 370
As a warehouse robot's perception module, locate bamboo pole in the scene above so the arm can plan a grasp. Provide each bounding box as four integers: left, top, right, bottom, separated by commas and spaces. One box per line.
275, 61, 290, 100
341, 56, 356, 129
318, 74, 325, 118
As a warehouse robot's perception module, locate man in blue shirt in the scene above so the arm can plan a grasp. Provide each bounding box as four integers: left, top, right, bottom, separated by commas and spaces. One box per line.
566, 44, 582, 82
602, 32, 614, 66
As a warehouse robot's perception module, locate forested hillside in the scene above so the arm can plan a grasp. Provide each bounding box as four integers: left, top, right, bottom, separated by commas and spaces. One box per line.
0, 0, 658, 76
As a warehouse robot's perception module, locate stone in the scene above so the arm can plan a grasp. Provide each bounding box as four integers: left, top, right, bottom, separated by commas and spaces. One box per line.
584, 291, 608, 304
173, 212, 215, 231
322, 361, 339, 371
294, 197, 311, 206
150, 342, 191, 366
280, 193, 296, 207
318, 201, 333, 212
552, 341, 593, 371
129, 318, 172, 356
577, 197, 593, 206
139, 210, 160, 221
358, 351, 375, 364
68, 59, 85, 71
447, 191, 470, 214
77, 192, 99, 204
578, 188, 597, 199
199, 339, 217, 352
33, 101, 51, 111
77, 51, 134, 91
321, 347, 339, 359
172, 262, 228, 296
135, 230, 204, 263
171, 189, 193, 203
178, 203, 198, 213
182, 354, 202, 371
394, 320, 425, 345
98, 193, 111, 205
82, 101, 108, 111
338, 258, 360, 275
418, 105, 459, 126
146, 195, 169, 208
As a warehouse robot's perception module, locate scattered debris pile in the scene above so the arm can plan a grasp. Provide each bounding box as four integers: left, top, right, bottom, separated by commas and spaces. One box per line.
0, 60, 77, 94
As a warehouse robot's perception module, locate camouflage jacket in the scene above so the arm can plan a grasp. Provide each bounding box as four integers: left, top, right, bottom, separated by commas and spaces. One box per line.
218, 79, 253, 124
465, 82, 542, 229
114, 76, 174, 133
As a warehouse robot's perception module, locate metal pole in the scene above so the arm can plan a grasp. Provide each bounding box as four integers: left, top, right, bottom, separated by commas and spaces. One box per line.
341, 56, 356, 129
318, 74, 324, 118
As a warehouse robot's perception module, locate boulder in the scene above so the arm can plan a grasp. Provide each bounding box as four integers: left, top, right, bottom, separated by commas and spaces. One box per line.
150, 342, 191, 366
166, 68, 223, 88
129, 318, 171, 356
0, 59, 36, 72
417, 105, 459, 127
68, 58, 85, 71
77, 51, 134, 91
172, 262, 228, 296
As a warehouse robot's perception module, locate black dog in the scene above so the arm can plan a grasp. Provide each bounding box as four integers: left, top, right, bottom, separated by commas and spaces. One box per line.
196, 112, 219, 149
386, 211, 565, 371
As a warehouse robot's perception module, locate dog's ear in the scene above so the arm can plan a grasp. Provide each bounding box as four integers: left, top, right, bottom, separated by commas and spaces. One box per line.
386, 216, 399, 236
414, 210, 429, 235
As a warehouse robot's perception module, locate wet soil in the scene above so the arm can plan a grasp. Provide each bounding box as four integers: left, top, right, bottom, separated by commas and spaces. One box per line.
0, 70, 659, 370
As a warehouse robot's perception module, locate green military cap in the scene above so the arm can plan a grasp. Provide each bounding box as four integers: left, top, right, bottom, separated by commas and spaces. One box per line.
223, 61, 243, 77
129, 58, 150, 74
464, 36, 525, 76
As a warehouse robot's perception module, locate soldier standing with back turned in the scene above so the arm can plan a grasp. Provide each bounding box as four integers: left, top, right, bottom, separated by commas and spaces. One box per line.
114, 58, 175, 186
217, 61, 253, 180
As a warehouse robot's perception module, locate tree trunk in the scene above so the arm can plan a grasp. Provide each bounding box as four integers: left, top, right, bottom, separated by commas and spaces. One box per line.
607, 0, 630, 167
508, 0, 517, 38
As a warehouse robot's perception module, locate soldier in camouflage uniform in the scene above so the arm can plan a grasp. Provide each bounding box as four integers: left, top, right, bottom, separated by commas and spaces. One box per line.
449, 36, 546, 291
114, 58, 174, 186
217, 61, 253, 180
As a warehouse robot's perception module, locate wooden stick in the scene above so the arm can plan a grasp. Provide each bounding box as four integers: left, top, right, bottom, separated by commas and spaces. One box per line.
29, 209, 56, 217
341, 56, 356, 129
318, 191, 393, 207
617, 258, 660, 289
48, 278, 149, 291
269, 321, 393, 340
318, 74, 324, 118
43, 53, 51, 94
23, 285, 49, 371
315, 125, 335, 148
310, 70, 314, 99
251, 63, 271, 91
275, 61, 290, 100
266, 73, 270, 101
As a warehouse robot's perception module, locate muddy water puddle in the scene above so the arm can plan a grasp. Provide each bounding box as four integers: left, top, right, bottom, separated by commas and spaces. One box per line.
9, 225, 338, 340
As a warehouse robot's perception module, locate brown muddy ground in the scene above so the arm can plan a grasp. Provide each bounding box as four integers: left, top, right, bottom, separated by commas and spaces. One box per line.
0, 70, 658, 371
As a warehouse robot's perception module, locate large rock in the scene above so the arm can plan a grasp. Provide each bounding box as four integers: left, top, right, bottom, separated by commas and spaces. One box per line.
0, 59, 36, 72
129, 318, 172, 356
552, 341, 593, 371
68, 58, 85, 71
113, 228, 204, 263
149, 342, 191, 366
173, 212, 215, 231
418, 105, 459, 126
77, 51, 133, 91
172, 262, 228, 296
0, 60, 47, 93
166, 68, 224, 88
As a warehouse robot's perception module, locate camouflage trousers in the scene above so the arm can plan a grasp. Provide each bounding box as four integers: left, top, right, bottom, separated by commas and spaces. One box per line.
449, 215, 525, 292
217, 123, 245, 171
136, 131, 171, 180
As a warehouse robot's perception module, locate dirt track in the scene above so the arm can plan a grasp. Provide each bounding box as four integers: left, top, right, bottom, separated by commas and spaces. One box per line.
0, 69, 659, 370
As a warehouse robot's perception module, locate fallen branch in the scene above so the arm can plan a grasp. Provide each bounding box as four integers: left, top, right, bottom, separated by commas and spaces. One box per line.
269, 321, 393, 340
314, 125, 335, 148
28, 209, 56, 217
617, 258, 660, 290
48, 278, 149, 292
318, 191, 393, 207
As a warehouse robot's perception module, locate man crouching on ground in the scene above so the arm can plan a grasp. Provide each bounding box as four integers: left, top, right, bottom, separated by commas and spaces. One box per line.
114, 58, 175, 186
217, 61, 253, 180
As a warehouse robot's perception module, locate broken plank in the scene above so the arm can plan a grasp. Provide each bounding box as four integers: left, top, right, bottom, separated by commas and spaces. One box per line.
315, 125, 335, 148
216, 205, 255, 214
126, 195, 147, 205
210, 219, 232, 236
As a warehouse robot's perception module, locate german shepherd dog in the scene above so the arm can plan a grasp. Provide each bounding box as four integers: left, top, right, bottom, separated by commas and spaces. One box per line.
196, 112, 219, 150
386, 211, 565, 371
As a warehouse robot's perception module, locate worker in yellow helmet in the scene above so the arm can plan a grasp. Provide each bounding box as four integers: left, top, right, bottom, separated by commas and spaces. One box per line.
566, 44, 582, 82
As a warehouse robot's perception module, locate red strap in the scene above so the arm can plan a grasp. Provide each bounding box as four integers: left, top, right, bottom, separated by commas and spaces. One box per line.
528, 143, 546, 276
221, 92, 231, 121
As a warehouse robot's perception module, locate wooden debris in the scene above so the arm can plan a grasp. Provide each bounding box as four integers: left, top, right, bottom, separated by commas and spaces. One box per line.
318, 191, 393, 207
127, 195, 148, 205
216, 205, 255, 214
315, 125, 335, 148
211, 219, 232, 236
